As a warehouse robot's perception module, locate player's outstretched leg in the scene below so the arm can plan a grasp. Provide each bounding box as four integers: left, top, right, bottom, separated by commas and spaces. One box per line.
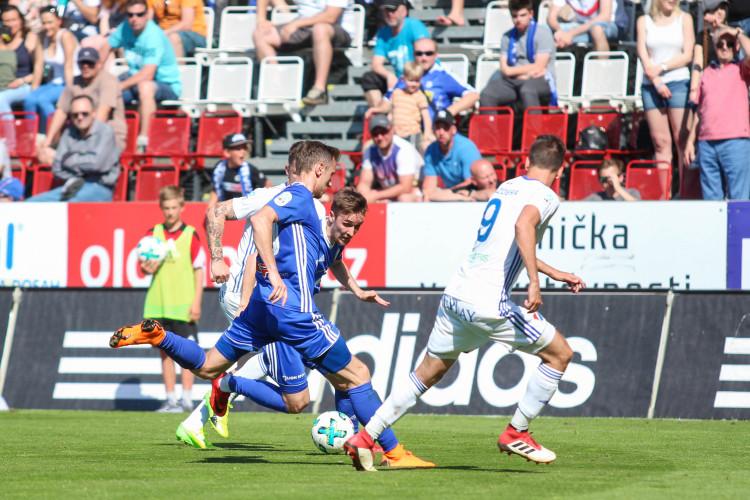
206, 373, 234, 437
175, 422, 212, 449
110, 320, 208, 372
110, 320, 166, 347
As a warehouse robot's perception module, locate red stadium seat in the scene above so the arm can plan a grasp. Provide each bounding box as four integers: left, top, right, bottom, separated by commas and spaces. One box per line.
521, 107, 569, 152
188, 110, 243, 169
129, 110, 191, 169
31, 164, 64, 196
567, 160, 602, 200
134, 164, 180, 201
625, 160, 672, 200
124, 110, 140, 154
515, 161, 560, 195
112, 166, 130, 202
1, 111, 39, 169
11, 164, 26, 185
575, 106, 622, 156
325, 163, 347, 197
492, 162, 508, 183
469, 107, 514, 155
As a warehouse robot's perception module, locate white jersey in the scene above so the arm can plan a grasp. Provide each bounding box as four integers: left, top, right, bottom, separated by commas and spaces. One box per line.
226, 183, 326, 295
444, 176, 560, 313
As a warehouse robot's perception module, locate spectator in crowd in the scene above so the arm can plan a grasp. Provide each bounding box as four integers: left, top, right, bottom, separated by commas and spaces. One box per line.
0, 139, 11, 179
0, 26, 17, 95
637, 0, 694, 197
140, 184, 205, 413
728, 0, 750, 36
366, 61, 434, 151
27, 95, 121, 201
480, 0, 557, 111
9, 0, 48, 33
422, 109, 482, 202
207, 133, 273, 208
63, 0, 102, 41
80, 0, 129, 61
685, 27, 750, 200
584, 158, 641, 201
691, 1, 729, 106
147, 0, 207, 57
0, 6, 43, 117
24, 6, 79, 133
435, 0, 466, 28
356, 113, 422, 203
38, 47, 126, 163
452, 159, 499, 201
382, 37, 479, 120
547, 0, 618, 52
360, 0, 429, 108
0, 176, 24, 201
254, 0, 353, 106
104, 0, 181, 147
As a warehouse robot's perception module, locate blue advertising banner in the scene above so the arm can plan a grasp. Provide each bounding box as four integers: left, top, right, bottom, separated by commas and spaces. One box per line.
727, 201, 750, 290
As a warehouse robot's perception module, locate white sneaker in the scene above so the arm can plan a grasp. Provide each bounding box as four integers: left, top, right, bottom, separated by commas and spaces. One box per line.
156, 400, 184, 413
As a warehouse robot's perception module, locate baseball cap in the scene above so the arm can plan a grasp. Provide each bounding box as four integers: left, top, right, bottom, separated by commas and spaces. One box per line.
368, 114, 392, 132
433, 109, 455, 127
380, 0, 406, 9
0, 177, 24, 201
78, 47, 100, 64
223, 133, 252, 149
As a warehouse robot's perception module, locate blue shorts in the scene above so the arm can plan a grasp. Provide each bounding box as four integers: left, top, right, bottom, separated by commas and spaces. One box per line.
219, 300, 350, 372
120, 74, 178, 104
641, 79, 689, 111
559, 21, 619, 43
176, 30, 207, 56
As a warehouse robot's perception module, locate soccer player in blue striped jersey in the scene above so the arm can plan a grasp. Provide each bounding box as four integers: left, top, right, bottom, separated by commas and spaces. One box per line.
344, 135, 586, 470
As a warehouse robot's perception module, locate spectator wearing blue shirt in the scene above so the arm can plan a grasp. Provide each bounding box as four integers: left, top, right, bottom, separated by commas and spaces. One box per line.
422, 109, 482, 202
360, 0, 429, 108
379, 37, 479, 120
104, 0, 181, 147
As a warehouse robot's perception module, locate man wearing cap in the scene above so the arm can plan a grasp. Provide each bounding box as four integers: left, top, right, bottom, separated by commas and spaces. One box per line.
27, 95, 121, 202
0, 177, 24, 202
207, 133, 273, 208
357, 113, 422, 203
360, 0, 430, 108
38, 46, 126, 164
685, 26, 750, 200
254, 0, 354, 106
422, 109, 482, 202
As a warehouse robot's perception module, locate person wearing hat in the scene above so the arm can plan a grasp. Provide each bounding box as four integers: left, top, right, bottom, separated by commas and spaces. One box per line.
357, 113, 423, 203
422, 109, 481, 202
0, 176, 24, 201
685, 26, 750, 200
207, 133, 272, 208
360, 0, 429, 109
39, 45, 125, 164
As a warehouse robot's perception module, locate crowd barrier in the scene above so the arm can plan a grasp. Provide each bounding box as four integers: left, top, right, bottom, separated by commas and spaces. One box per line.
1, 288, 749, 419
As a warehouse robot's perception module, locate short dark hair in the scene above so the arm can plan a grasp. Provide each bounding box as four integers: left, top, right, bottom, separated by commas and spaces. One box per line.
126, 0, 148, 10
509, 0, 533, 12
528, 134, 566, 171
293, 140, 340, 175
40, 5, 59, 17
332, 187, 368, 216
598, 158, 624, 175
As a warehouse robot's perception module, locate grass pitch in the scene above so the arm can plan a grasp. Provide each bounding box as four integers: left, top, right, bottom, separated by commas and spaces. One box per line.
1, 411, 748, 499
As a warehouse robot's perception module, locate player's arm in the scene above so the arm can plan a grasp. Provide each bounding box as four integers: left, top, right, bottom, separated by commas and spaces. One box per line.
237, 252, 258, 317
515, 204, 543, 312
537, 259, 585, 293
329, 259, 389, 307
205, 199, 238, 283
250, 205, 287, 305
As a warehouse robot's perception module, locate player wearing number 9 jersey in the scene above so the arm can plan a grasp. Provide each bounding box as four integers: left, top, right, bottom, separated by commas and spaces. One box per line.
345, 135, 587, 471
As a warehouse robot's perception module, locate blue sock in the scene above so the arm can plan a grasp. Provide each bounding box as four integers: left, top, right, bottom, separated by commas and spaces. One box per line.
347, 382, 399, 452
229, 376, 288, 413
335, 390, 359, 430
157, 331, 206, 370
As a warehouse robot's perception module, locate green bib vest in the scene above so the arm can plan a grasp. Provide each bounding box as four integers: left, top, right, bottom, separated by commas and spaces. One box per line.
143, 224, 196, 322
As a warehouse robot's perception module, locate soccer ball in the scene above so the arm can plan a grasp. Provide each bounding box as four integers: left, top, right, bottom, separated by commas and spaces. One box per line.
311, 411, 355, 454
136, 236, 168, 263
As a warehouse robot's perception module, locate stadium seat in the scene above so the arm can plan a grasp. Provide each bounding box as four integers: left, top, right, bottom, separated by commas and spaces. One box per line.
134, 164, 180, 201
469, 107, 514, 155
325, 163, 348, 197
575, 106, 622, 155
203, 6, 214, 47
567, 161, 602, 200
234, 56, 304, 119
0, 111, 39, 169
625, 160, 672, 200
492, 162, 508, 183
571, 51, 630, 109
194, 6, 257, 66
112, 166, 129, 202
474, 53, 500, 94
109, 58, 129, 79
11, 163, 26, 185
439, 53, 470, 85
124, 110, 140, 154
341, 4, 366, 67
537, 0, 550, 24
481, 1, 513, 52
131, 110, 192, 169
516, 161, 560, 194
188, 110, 242, 169
31, 164, 64, 196
554, 52, 576, 108
161, 57, 203, 113
521, 106, 569, 152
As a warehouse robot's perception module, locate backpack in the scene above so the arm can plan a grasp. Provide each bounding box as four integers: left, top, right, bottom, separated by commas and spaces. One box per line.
576, 126, 609, 151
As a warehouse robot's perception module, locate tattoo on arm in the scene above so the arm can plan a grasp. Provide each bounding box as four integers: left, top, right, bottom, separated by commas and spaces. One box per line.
206, 202, 236, 260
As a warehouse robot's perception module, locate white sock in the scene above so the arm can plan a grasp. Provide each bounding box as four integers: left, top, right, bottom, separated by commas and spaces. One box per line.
181, 389, 192, 404
365, 372, 428, 440
510, 363, 563, 431
219, 374, 231, 393
234, 354, 268, 380
166, 391, 177, 404
182, 399, 211, 431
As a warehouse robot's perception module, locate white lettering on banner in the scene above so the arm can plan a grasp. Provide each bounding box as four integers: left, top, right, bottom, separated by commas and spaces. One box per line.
320, 248, 368, 288
81, 245, 110, 287
385, 202, 727, 290
715, 337, 750, 408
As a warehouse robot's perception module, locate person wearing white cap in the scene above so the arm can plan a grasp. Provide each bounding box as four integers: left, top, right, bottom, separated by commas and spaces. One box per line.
206, 133, 272, 208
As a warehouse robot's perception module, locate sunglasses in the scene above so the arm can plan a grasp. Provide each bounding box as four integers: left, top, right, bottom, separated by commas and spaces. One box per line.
414, 51, 435, 57
79, 60, 96, 67
71, 111, 90, 119
370, 128, 390, 137
599, 177, 610, 184
127, 11, 147, 18
716, 39, 734, 49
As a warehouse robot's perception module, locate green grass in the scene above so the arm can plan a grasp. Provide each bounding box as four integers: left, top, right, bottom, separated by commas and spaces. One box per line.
0, 411, 748, 499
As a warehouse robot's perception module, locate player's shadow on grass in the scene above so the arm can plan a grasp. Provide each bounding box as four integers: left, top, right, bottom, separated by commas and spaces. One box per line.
193, 456, 271, 465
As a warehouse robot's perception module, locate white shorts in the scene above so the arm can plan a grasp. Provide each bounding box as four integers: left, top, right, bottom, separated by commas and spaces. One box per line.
218, 284, 241, 325
426, 294, 557, 360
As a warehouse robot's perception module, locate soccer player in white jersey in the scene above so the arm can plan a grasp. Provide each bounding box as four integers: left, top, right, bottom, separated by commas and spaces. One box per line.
344, 134, 586, 470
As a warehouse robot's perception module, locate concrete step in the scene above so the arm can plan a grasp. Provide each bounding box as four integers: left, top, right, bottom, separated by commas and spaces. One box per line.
286, 121, 363, 140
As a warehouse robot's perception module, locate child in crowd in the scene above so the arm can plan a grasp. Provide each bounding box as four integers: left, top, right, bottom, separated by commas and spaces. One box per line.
141, 185, 206, 412
585, 159, 642, 201
388, 61, 435, 152
206, 132, 272, 208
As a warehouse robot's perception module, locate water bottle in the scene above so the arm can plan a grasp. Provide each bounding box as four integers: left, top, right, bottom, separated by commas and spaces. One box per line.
56, 0, 68, 18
